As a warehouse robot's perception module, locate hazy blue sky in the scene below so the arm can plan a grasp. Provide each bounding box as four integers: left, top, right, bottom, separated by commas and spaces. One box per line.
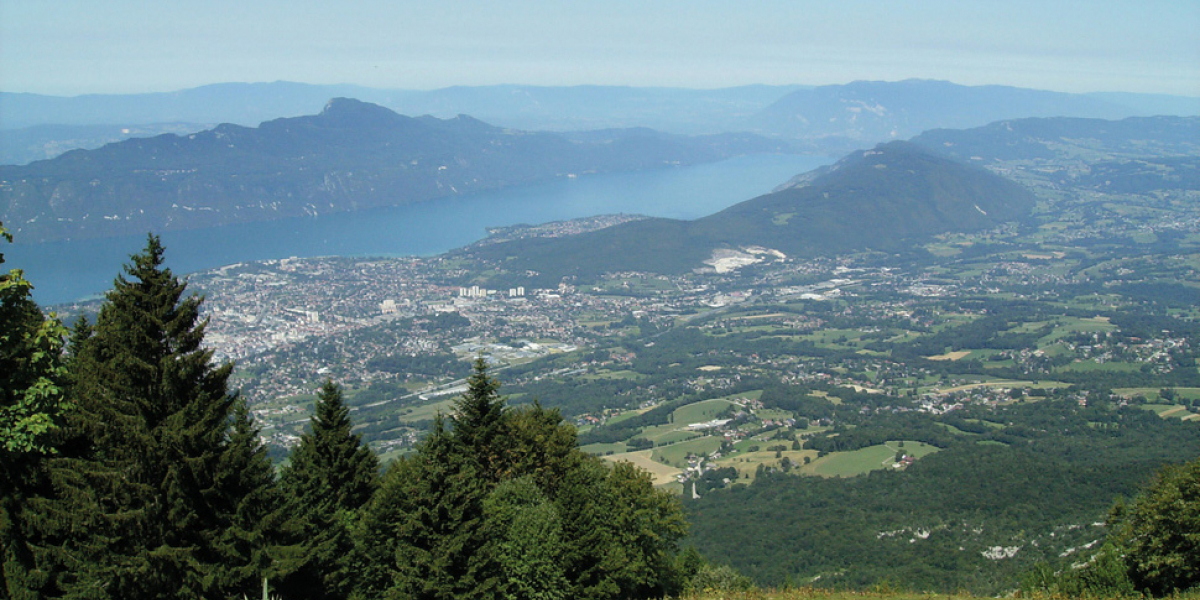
3, 0, 1197, 96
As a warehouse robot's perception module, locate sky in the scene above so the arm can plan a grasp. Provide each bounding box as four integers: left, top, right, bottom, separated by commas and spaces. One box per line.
2, 0, 1198, 97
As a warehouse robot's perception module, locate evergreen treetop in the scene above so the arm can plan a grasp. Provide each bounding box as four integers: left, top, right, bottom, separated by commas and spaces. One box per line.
24, 234, 271, 600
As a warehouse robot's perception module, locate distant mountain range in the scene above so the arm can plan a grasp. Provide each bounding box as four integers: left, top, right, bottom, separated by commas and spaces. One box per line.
0, 98, 787, 242
465, 141, 1037, 281
3, 80, 1196, 165
745, 79, 1200, 150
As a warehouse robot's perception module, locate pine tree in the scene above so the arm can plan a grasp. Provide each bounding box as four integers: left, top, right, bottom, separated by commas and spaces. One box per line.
277, 379, 378, 600
30, 235, 256, 599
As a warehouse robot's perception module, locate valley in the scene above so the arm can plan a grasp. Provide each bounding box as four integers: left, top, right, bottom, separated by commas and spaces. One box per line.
29, 113, 1200, 594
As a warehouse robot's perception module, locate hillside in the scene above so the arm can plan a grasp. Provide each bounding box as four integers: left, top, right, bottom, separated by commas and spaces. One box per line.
0, 98, 787, 242
466, 141, 1036, 281
910, 116, 1200, 163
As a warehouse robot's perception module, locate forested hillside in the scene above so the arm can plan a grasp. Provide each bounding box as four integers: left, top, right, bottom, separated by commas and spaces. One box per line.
466, 141, 1036, 281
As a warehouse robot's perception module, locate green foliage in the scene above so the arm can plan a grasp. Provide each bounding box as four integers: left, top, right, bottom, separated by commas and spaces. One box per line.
356, 361, 688, 600
1110, 457, 1200, 595
687, 400, 1200, 595
0, 223, 70, 599
1021, 542, 1136, 598
687, 562, 755, 594
0, 223, 69, 456
483, 477, 569, 600
16, 235, 275, 599
277, 379, 379, 600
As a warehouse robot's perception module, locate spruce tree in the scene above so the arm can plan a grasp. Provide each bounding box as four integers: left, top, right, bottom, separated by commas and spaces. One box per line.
211, 398, 288, 595
277, 379, 378, 600
361, 361, 688, 600
451, 357, 509, 481
31, 235, 261, 599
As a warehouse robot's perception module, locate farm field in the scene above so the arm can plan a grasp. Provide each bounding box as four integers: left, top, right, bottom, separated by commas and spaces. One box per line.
602, 449, 681, 485
806, 442, 940, 478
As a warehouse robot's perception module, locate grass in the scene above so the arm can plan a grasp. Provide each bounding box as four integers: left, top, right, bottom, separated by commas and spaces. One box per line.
601, 449, 680, 486
580, 369, 644, 381
1139, 404, 1199, 421
1116, 387, 1200, 401
396, 397, 457, 422
806, 442, 940, 478
652, 436, 724, 468
1058, 360, 1144, 373
673, 398, 739, 425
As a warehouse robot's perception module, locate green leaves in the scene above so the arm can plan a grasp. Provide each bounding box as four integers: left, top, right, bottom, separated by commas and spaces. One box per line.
0, 224, 69, 456
1111, 458, 1200, 595
359, 362, 688, 600
276, 379, 378, 600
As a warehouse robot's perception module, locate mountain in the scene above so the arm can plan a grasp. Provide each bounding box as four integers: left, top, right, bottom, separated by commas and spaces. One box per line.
466, 141, 1037, 281
910, 115, 1200, 162
0, 82, 803, 135
0, 98, 788, 242
910, 116, 1200, 195
746, 79, 1180, 152
0, 122, 214, 166
0, 82, 388, 130
6, 80, 1197, 165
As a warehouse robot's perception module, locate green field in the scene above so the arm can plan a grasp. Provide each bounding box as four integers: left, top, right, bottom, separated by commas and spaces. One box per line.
396, 396, 457, 422
1117, 387, 1200, 401
580, 369, 644, 381
652, 436, 724, 468
807, 442, 940, 478
673, 398, 739, 425
1141, 404, 1200, 420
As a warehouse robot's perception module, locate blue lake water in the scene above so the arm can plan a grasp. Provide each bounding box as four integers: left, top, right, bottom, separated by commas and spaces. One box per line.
7, 153, 831, 306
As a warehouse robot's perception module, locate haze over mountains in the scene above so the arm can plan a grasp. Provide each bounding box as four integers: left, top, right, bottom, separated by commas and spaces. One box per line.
0, 98, 785, 242
3, 79, 1197, 165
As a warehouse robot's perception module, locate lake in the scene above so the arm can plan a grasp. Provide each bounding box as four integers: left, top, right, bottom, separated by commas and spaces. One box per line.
6, 153, 831, 306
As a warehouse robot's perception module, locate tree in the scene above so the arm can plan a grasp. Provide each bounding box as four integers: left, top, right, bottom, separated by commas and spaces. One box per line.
211, 398, 289, 595
29, 235, 262, 599
482, 477, 568, 600
277, 379, 379, 600
360, 361, 688, 600
0, 224, 69, 599
0, 224, 69, 457
451, 357, 510, 481
1109, 457, 1200, 595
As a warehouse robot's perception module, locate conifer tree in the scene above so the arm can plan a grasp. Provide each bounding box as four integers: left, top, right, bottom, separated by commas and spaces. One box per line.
211, 398, 288, 594
30, 235, 261, 599
451, 357, 509, 481
360, 360, 688, 600
277, 379, 378, 600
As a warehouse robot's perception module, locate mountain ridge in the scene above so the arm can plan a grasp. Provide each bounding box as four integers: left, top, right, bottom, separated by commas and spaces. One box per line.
466, 141, 1037, 281
0, 99, 787, 242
